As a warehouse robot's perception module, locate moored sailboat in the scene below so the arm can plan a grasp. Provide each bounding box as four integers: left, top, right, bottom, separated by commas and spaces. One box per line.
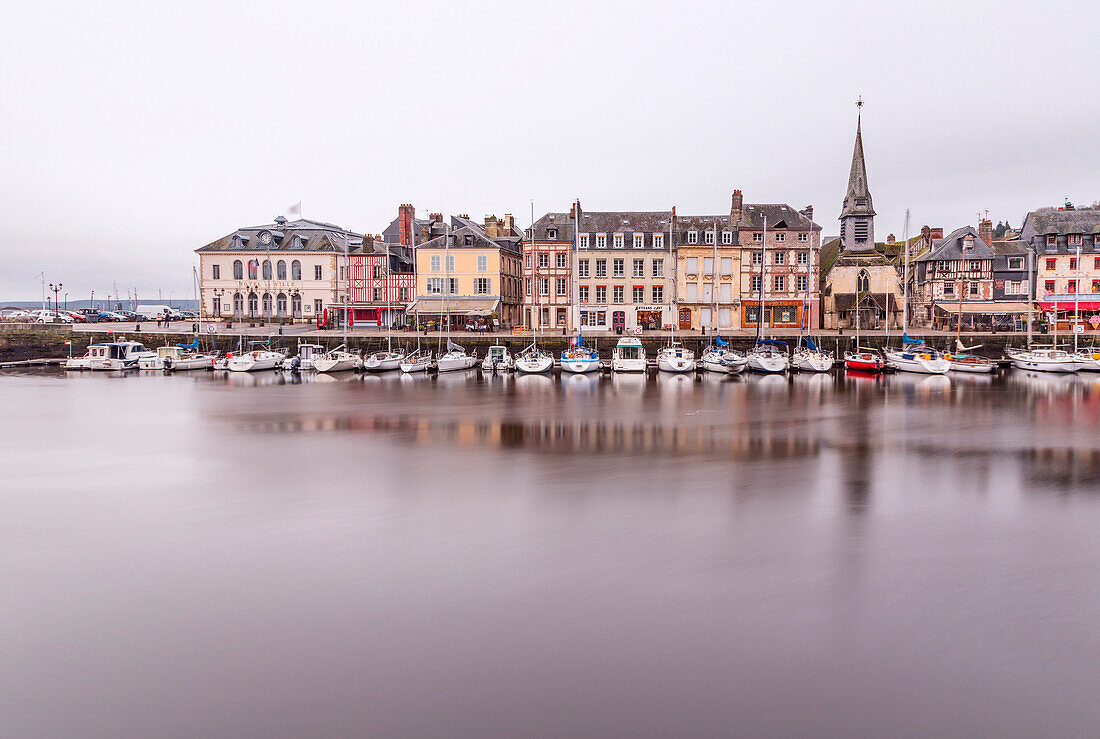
313, 344, 361, 373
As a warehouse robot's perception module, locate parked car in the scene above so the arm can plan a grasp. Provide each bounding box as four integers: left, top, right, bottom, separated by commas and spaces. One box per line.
99, 311, 129, 322
34, 310, 72, 323
76, 309, 108, 323
65, 312, 87, 323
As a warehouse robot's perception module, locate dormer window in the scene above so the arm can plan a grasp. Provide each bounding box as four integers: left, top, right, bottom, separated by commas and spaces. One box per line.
722, 231, 733, 244
753, 232, 762, 242
703, 231, 715, 245
231, 235, 248, 249
1047, 235, 1057, 245
580, 234, 589, 249
1069, 234, 1083, 246
687, 231, 698, 244
546, 228, 558, 240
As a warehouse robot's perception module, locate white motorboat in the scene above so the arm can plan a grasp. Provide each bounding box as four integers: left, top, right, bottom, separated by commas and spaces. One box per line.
282, 343, 325, 371
884, 344, 950, 374
313, 344, 361, 373
65, 344, 108, 370
88, 340, 157, 371
515, 343, 554, 374
746, 340, 789, 374
227, 348, 284, 372
363, 349, 406, 372
611, 337, 647, 373
1072, 350, 1100, 372
945, 353, 996, 373
400, 350, 434, 373
657, 343, 696, 373
1010, 348, 1080, 373
560, 342, 601, 374
481, 344, 516, 372
139, 345, 215, 371
436, 340, 477, 372
791, 339, 833, 373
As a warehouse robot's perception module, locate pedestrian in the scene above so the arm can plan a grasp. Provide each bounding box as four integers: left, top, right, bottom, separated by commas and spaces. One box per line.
156, 314, 162, 328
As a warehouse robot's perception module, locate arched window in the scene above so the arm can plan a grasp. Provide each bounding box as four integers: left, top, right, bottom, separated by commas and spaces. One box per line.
262, 293, 272, 317
233, 260, 243, 279
277, 293, 287, 317
291, 293, 302, 318
233, 292, 243, 317
277, 260, 287, 280
291, 260, 302, 280
248, 260, 258, 279
247, 292, 258, 317
262, 260, 272, 280
857, 269, 870, 294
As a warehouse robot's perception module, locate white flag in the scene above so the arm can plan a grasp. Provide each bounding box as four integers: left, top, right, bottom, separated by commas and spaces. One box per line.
287, 201, 302, 217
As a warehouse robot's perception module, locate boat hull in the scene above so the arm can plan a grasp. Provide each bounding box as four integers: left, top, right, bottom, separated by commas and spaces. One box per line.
515, 356, 553, 374
164, 355, 216, 371
437, 354, 477, 372
948, 358, 995, 374
400, 359, 432, 373
844, 354, 883, 372
228, 354, 281, 372
700, 350, 747, 375
792, 353, 833, 372
560, 356, 600, 373
363, 354, 404, 372
885, 350, 950, 374
611, 359, 646, 373
657, 356, 696, 373
746, 355, 789, 374
1011, 358, 1078, 373
314, 358, 359, 373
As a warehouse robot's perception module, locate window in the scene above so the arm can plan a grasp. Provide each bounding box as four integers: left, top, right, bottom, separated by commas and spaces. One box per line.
686, 257, 698, 273
613, 286, 624, 303
854, 220, 869, 242
775, 233, 785, 242
233, 260, 243, 279
613, 234, 624, 248
276, 260, 286, 280
774, 252, 785, 265
579, 260, 590, 278
688, 231, 699, 244
797, 275, 808, 292
703, 256, 714, 275
722, 231, 733, 244
314, 299, 323, 316
538, 253, 549, 269
1008, 257, 1024, 270
1069, 258, 1078, 270
751, 252, 762, 266
970, 260, 982, 271
685, 283, 698, 302
291, 260, 301, 280
212, 264, 221, 280
1093, 280, 1100, 294
1095, 257, 1100, 270
449, 278, 458, 294
262, 260, 272, 279
651, 285, 663, 303
944, 282, 955, 297
613, 258, 624, 277
1070, 234, 1083, 245
475, 278, 490, 294
373, 288, 382, 301
431, 255, 441, 272
704, 231, 715, 245
1044, 280, 1055, 294
745, 305, 761, 324
556, 278, 567, 296
653, 234, 664, 249
596, 259, 607, 277
399, 287, 408, 301
773, 275, 785, 291
798, 233, 808, 242
633, 233, 644, 248
373, 265, 382, 279
633, 259, 645, 277
720, 257, 732, 274
547, 228, 557, 239
339, 266, 344, 282
595, 285, 607, 303
1047, 235, 1056, 245
525, 279, 531, 295
478, 255, 488, 271
797, 252, 808, 266
446, 255, 455, 272
539, 278, 549, 296
556, 253, 567, 269
579, 286, 589, 303
248, 260, 259, 279
580, 234, 589, 249
1068, 280, 1077, 294
719, 307, 731, 326
969, 281, 979, 297
596, 234, 606, 248
751, 275, 761, 292
427, 278, 444, 294
753, 232, 762, 242
633, 286, 644, 303
652, 259, 664, 278
857, 270, 870, 293
525, 254, 531, 269
1046, 259, 1056, 270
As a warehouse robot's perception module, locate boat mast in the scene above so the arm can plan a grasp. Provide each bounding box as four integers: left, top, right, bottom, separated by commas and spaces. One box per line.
412, 211, 421, 355
531, 199, 538, 352
1075, 241, 1081, 353
572, 199, 580, 343
343, 231, 349, 348
1027, 249, 1034, 349
385, 237, 392, 353
440, 220, 450, 355
902, 208, 910, 335
756, 215, 767, 344
713, 219, 719, 342
667, 207, 675, 345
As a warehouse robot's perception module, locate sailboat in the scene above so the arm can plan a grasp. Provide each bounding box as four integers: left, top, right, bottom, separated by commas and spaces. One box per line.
363, 239, 406, 371
883, 334, 950, 374
515, 216, 554, 374
745, 215, 789, 373
791, 225, 832, 372
227, 340, 285, 372
435, 221, 477, 373
560, 200, 601, 373
701, 335, 747, 374
657, 212, 696, 373
314, 343, 362, 373
401, 221, 433, 374
943, 265, 994, 373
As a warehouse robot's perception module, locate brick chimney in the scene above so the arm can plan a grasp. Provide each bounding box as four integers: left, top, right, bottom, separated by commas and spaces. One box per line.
886, 234, 896, 245
429, 212, 442, 224
398, 204, 415, 247
979, 218, 993, 245
800, 204, 813, 222
503, 213, 515, 233
731, 190, 744, 225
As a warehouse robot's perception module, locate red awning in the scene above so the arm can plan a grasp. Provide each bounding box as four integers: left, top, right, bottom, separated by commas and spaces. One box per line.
1038, 301, 1100, 311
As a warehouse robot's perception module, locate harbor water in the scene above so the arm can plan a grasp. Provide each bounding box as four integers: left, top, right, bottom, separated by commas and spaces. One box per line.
3, 367, 1100, 736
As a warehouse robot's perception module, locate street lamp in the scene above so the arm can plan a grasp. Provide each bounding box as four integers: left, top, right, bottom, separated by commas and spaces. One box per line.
64, 292, 68, 310
49, 282, 63, 318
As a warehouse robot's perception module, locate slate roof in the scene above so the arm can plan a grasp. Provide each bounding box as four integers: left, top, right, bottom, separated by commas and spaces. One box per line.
990, 239, 1030, 256
840, 116, 875, 218
196, 218, 362, 253
1023, 208, 1100, 236
416, 216, 522, 254
914, 226, 994, 262
738, 204, 820, 231
579, 210, 673, 233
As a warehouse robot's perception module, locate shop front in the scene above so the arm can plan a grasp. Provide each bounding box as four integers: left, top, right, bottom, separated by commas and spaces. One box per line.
741, 301, 803, 329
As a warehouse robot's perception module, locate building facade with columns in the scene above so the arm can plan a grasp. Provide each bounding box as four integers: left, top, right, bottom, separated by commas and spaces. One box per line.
196, 215, 359, 324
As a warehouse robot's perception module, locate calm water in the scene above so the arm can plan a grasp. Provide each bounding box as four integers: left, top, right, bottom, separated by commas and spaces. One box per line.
3, 367, 1100, 737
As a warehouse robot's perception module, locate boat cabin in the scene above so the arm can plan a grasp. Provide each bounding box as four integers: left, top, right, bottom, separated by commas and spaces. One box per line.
615, 337, 644, 360
296, 344, 324, 360
486, 345, 509, 361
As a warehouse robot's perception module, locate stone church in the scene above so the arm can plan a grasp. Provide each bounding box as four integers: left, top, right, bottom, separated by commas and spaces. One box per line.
821, 104, 904, 330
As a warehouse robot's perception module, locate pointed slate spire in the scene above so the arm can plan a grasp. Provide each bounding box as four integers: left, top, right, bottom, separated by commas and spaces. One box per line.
840, 97, 876, 252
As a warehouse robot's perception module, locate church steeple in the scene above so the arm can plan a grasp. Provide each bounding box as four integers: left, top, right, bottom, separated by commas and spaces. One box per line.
840, 97, 876, 252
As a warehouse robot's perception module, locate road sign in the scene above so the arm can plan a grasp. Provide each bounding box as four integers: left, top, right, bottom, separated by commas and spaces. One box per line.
1074, 324, 1085, 334
207, 324, 216, 333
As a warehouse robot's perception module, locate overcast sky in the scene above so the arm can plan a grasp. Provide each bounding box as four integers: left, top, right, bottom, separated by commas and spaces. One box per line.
2, 0, 1097, 300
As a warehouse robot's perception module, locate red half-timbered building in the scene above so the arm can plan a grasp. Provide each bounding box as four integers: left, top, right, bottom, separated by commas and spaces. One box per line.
347, 237, 415, 327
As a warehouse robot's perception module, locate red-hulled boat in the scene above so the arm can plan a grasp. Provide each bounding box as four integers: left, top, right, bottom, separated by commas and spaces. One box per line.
844, 349, 884, 372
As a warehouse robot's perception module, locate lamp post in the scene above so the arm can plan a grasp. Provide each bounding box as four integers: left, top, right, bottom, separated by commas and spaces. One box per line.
49, 282, 63, 318
64, 293, 68, 311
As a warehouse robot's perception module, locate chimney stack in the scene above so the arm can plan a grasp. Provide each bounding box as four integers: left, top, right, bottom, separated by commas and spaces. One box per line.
503, 214, 514, 233
731, 190, 744, 226
800, 205, 814, 223
979, 218, 993, 245
397, 204, 415, 247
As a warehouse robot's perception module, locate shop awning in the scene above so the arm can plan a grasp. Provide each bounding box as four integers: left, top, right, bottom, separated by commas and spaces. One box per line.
935, 301, 1033, 314
1037, 297, 1100, 311
405, 297, 500, 316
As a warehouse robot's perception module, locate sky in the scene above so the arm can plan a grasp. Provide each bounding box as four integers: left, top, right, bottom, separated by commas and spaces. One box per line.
2, 0, 1098, 300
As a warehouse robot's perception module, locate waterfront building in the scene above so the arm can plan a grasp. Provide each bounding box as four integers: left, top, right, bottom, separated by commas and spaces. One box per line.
674, 201, 740, 332
524, 208, 575, 331
196, 215, 360, 324
821, 106, 903, 330
734, 192, 821, 331
1022, 205, 1100, 330
346, 235, 415, 327
409, 214, 524, 329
